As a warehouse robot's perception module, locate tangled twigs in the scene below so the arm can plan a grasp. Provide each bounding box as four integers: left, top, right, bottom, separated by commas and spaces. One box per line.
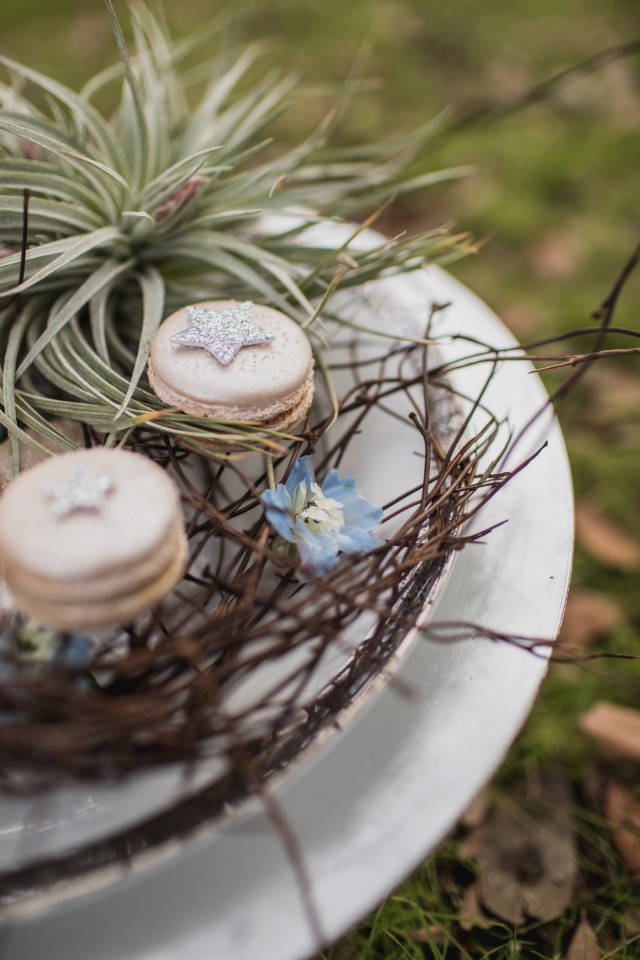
0, 299, 520, 791
3, 234, 636, 792
427, 238, 640, 469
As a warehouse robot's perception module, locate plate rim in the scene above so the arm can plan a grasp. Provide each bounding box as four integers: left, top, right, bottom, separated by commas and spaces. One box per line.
0, 247, 574, 960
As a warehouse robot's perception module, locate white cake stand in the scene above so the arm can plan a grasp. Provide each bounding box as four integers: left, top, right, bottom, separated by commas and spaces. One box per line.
0, 249, 573, 960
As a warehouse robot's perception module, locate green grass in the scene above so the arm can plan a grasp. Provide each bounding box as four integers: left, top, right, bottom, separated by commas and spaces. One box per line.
2, 0, 640, 956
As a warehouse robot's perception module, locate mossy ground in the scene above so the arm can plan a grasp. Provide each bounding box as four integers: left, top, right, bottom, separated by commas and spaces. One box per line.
2, 1, 640, 956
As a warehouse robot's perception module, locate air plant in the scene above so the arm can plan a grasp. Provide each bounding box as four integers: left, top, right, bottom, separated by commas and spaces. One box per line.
0, 1, 472, 461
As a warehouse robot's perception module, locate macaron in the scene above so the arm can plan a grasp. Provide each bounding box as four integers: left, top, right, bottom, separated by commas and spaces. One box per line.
147, 300, 314, 442
0, 447, 188, 631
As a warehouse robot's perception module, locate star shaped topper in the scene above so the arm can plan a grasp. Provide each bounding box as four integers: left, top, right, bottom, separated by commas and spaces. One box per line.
170, 301, 276, 366
44, 467, 115, 518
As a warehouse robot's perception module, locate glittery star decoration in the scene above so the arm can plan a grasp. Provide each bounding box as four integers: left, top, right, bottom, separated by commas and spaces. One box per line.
170, 301, 276, 365
44, 467, 115, 518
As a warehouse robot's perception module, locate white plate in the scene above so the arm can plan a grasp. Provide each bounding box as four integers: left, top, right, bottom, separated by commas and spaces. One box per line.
0, 239, 573, 960
0, 266, 457, 880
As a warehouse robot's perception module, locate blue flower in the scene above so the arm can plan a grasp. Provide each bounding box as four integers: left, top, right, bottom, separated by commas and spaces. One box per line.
0, 613, 94, 672
262, 456, 383, 576
0, 615, 95, 720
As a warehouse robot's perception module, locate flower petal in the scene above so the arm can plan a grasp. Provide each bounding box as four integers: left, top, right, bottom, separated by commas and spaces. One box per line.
294, 519, 340, 575
290, 480, 310, 517
262, 486, 295, 541
55, 633, 94, 667
286, 456, 315, 495
321, 469, 357, 501
335, 525, 384, 555
340, 494, 384, 530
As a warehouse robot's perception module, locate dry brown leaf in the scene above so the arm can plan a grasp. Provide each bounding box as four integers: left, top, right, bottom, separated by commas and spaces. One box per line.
559, 591, 623, 650
330, 948, 356, 960
459, 772, 577, 925
566, 918, 600, 960
575, 501, 640, 571
530, 231, 582, 279
580, 702, 640, 762
459, 884, 495, 931
603, 780, 640, 875
623, 904, 640, 937
405, 925, 445, 945
586, 367, 640, 421
461, 787, 491, 829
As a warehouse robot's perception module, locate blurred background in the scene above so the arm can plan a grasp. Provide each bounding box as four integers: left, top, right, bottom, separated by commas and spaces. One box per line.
1, 0, 640, 956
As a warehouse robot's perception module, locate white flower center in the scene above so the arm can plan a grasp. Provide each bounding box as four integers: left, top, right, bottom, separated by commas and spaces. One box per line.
299, 482, 344, 534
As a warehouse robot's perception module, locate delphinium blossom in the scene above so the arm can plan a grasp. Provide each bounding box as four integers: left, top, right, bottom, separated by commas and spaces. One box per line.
0, 613, 93, 676
262, 457, 383, 576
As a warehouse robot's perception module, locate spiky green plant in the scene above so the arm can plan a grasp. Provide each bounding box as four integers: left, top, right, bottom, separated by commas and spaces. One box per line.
0, 1, 472, 461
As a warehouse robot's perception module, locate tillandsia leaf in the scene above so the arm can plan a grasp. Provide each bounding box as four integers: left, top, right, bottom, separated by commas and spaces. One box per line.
0, 113, 89, 156
50, 317, 133, 395
184, 230, 314, 313
0, 55, 128, 176
104, 0, 150, 192
0, 196, 103, 233
2, 226, 123, 300
179, 44, 264, 155
114, 266, 165, 418
157, 237, 306, 319
0, 305, 68, 464
0, 1, 473, 453
4, 306, 33, 474
89, 282, 117, 363
0, 114, 130, 203
141, 150, 218, 207
1, 163, 105, 211
15, 255, 132, 376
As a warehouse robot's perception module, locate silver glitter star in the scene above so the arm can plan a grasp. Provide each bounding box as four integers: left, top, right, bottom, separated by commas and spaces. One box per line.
44, 467, 115, 518
170, 301, 276, 366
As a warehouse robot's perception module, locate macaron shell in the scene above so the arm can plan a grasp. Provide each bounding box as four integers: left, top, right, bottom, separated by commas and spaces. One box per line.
177, 380, 315, 456
4, 514, 187, 605
7, 528, 188, 631
149, 361, 314, 424
148, 301, 314, 420
0, 448, 182, 587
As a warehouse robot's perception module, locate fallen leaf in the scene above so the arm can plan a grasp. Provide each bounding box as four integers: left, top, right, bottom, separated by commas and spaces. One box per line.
586, 367, 640, 422
566, 917, 600, 960
530, 232, 582, 280
623, 904, 640, 937
559, 591, 623, 650
405, 925, 445, 945
575, 501, 640, 571
459, 772, 577, 924
580, 702, 640, 763
459, 884, 495, 931
330, 947, 356, 960
603, 780, 640, 875
461, 787, 491, 829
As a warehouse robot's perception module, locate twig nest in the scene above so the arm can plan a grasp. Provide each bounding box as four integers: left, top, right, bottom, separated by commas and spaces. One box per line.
147, 300, 314, 446
0, 447, 187, 631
